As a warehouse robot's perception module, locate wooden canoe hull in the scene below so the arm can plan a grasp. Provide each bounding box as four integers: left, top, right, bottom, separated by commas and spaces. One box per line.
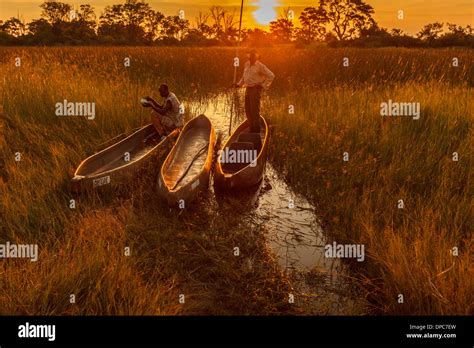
71, 124, 178, 192
214, 116, 269, 190
157, 114, 216, 206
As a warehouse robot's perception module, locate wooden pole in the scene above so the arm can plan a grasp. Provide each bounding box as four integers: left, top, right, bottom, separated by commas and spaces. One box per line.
233, 0, 244, 85
229, 0, 244, 135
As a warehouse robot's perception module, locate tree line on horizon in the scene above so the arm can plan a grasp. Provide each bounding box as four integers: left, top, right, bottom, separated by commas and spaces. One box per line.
0, 0, 473, 47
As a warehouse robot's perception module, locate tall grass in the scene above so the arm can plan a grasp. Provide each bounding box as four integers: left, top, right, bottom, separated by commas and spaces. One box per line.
268, 83, 473, 314
0, 46, 472, 315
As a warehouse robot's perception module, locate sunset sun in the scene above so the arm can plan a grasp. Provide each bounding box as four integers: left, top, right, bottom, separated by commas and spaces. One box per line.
252, 0, 278, 25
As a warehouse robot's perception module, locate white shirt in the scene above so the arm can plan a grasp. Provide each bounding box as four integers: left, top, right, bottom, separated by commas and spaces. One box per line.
164, 92, 183, 127
238, 60, 275, 89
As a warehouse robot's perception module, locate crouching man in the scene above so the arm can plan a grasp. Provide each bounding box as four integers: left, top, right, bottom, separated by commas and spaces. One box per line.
145, 83, 183, 137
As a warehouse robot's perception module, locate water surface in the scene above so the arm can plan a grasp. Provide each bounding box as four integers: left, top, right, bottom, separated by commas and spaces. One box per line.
189, 93, 363, 314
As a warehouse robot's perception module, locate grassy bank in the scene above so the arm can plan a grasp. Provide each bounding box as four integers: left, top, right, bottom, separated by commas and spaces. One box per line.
267, 83, 473, 314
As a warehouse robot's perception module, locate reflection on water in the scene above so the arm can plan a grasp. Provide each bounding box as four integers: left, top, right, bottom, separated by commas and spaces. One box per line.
258, 166, 330, 271
188, 93, 362, 314
256, 167, 361, 314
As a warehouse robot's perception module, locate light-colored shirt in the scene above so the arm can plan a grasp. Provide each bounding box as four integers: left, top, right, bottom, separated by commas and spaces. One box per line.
164, 92, 183, 127
238, 60, 275, 89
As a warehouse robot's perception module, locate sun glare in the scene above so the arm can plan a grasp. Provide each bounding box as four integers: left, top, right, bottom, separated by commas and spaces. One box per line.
253, 0, 278, 25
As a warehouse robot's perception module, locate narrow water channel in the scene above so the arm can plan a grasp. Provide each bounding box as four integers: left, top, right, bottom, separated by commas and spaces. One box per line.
188, 93, 364, 315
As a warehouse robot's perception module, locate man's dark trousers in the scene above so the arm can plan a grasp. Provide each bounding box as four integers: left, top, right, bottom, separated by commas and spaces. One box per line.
244, 86, 262, 133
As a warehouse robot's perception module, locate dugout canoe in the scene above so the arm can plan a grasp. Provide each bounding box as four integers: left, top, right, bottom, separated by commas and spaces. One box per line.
157, 114, 216, 206
214, 116, 269, 190
71, 124, 179, 192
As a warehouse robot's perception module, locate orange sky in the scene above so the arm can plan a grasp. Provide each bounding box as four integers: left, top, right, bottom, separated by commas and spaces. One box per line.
1, 0, 473, 35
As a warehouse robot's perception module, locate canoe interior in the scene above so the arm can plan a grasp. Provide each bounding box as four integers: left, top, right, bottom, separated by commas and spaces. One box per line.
221, 118, 266, 174
75, 125, 159, 177
163, 116, 212, 191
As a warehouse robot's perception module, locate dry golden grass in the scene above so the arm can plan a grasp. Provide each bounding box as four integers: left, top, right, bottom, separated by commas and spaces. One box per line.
269, 83, 473, 315
0, 46, 472, 315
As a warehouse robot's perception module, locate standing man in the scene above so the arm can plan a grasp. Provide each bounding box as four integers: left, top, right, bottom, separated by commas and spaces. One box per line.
145, 84, 183, 137
235, 49, 275, 133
